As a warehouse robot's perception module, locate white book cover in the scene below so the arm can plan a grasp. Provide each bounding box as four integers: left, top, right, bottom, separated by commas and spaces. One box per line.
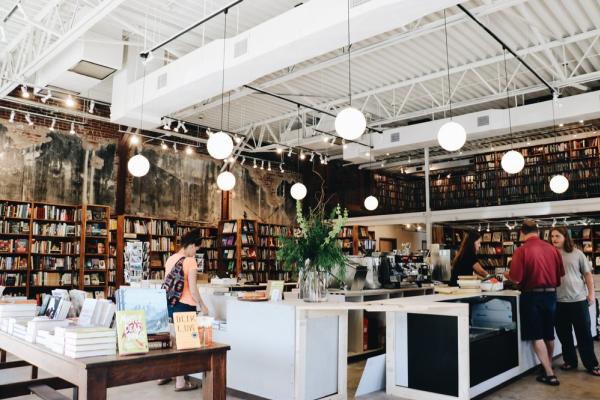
64, 336, 116, 346
78, 299, 97, 326
63, 327, 115, 339
98, 301, 115, 328
64, 349, 116, 358
65, 342, 116, 352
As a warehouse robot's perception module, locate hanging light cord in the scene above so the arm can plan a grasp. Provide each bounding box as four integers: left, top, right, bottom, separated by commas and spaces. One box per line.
503, 49, 513, 146
443, 9, 453, 119
297, 105, 301, 174
347, 0, 352, 106
220, 9, 229, 131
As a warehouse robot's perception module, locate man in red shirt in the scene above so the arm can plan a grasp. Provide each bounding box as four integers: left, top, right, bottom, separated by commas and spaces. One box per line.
508, 219, 565, 386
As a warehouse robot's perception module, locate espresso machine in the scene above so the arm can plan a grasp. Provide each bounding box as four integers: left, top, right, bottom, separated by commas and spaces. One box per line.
379, 252, 432, 288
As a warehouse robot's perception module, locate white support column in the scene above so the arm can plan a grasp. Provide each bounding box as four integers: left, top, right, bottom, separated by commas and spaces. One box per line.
424, 147, 432, 248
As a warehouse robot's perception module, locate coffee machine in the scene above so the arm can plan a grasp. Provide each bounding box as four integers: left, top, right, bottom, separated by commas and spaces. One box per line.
379, 252, 432, 288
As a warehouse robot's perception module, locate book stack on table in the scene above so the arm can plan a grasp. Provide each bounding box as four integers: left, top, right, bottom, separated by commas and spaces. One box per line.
57, 326, 117, 358
0, 300, 37, 333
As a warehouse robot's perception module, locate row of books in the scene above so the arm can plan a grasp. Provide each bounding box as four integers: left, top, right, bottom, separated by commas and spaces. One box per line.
200, 238, 216, 248
85, 208, 108, 221
176, 226, 216, 238
31, 272, 73, 286
85, 223, 107, 236
150, 237, 174, 252
0, 273, 26, 286
32, 223, 79, 237
33, 256, 78, 270
0, 256, 27, 270
123, 219, 176, 236
0, 221, 30, 234
258, 224, 291, 237
241, 233, 255, 245
32, 240, 79, 254
0, 203, 30, 219
339, 226, 354, 238
84, 258, 106, 270
0, 239, 28, 253
258, 248, 278, 260
34, 206, 76, 221
258, 237, 283, 247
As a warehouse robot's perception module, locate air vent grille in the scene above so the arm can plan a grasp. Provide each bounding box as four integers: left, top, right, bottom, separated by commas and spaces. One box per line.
157, 73, 167, 89
477, 115, 490, 127
234, 38, 248, 58
391, 132, 400, 143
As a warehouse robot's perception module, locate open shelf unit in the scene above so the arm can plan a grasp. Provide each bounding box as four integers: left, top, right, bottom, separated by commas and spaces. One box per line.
217, 219, 258, 279
176, 222, 219, 272
257, 223, 293, 283
373, 173, 426, 213
338, 225, 374, 256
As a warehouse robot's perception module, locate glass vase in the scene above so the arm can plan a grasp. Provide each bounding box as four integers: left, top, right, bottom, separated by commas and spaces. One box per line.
301, 262, 328, 302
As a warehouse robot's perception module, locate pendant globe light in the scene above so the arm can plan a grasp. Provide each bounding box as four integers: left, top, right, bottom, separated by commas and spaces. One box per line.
500, 49, 524, 174
335, 0, 366, 141
290, 105, 307, 200
127, 153, 150, 177
217, 170, 236, 191
207, 9, 233, 161
549, 92, 568, 194
437, 10, 466, 152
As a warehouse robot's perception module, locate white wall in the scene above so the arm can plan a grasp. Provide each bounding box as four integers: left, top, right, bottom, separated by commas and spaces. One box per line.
368, 225, 426, 252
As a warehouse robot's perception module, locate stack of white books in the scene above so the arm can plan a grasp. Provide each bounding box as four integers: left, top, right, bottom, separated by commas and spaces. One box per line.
36, 329, 54, 349
0, 301, 37, 332
26, 318, 71, 343
62, 327, 116, 358
10, 320, 28, 340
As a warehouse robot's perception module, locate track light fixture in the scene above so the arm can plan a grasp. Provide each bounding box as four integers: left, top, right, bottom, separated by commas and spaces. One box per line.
288, 147, 293, 157
552, 218, 557, 227
174, 121, 181, 133
8, 110, 15, 123
323, 136, 329, 143
267, 161, 272, 171
185, 146, 193, 155
25, 113, 33, 126
300, 151, 306, 160
69, 122, 76, 135
88, 100, 95, 114
41, 90, 51, 103
130, 135, 140, 145
162, 118, 171, 130
253, 159, 257, 169
181, 122, 188, 134
65, 95, 76, 108
234, 135, 242, 144
20, 85, 29, 98
486, 223, 490, 233
309, 152, 315, 162
49, 118, 56, 131
477, 224, 482, 232
241, 157, 246, 165
279, 164, 284, 173
161, 141, 168, 150
276, 147, 283, 154
173, 143, 178, 152
260, 160, 265, 170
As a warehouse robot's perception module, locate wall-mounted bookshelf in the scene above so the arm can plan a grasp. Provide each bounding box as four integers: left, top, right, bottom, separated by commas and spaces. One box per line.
373, 173, 425, 213
430, 137, 600, 210
218, 219, 258, 280
338, 225, 374, 256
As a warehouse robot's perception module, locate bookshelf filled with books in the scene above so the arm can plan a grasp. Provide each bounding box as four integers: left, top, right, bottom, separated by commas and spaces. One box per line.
218, 219, 258, 279
176, 222, 219, 272
373, 173, 426, 213
257, 223, 293, 283
80, 205, 111, 298
0, 200, 31, 296
430, 137, 600, 210
337, 225, 374, 256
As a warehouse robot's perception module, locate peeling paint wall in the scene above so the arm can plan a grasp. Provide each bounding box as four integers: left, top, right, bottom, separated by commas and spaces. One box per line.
0, 122, 117, 206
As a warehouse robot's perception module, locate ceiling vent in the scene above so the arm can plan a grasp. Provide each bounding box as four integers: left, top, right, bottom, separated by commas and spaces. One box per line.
391, 132, 400, 143
157, 73, 168, 90
68, 60, 116, 80
477, 115, 490, 127
234, 38, 248, 58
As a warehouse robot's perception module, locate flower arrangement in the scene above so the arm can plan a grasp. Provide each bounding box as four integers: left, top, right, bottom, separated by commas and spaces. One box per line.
277, 200, 349, 281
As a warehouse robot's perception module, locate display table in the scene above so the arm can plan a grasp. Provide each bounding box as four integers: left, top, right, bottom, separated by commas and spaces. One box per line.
207, 298, 353, 400
0, 332, 230, 400
364, 291, 568, 400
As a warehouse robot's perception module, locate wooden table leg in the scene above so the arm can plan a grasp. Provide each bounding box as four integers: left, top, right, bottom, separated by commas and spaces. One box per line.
202, 352, 226, 400
31, 365, 38, 379
85, 369, 107, 400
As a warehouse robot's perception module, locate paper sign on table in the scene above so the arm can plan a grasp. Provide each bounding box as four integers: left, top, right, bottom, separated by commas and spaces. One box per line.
173, 311, 201, 350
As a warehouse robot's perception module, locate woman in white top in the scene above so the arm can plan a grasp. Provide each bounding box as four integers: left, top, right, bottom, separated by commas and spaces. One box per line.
550, 226, 599, 377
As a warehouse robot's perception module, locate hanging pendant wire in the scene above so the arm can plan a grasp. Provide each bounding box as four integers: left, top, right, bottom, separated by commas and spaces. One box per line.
443, 9, 453, 119
220, 9, 229, 131
297, 105, 301, 174
503, 49, 513, 148
347, 0, 352, 106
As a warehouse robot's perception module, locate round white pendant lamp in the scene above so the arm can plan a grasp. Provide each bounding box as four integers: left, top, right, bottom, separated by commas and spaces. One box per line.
127, 154, 150, 177
550, 174, 569, 194
501, 150, 525, 174
437, 121, 466, 152
207, 131, 233, 160
216, 171, 236, 191
290, 182, 307, 200
364, 195, 378, 211
335, 107, 366, 141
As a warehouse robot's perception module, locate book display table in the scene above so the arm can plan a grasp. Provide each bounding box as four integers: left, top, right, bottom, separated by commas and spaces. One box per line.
0, 332, 230, 400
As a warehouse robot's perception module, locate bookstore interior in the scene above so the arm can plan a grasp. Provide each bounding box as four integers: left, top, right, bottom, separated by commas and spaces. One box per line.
1, 1, 600, 400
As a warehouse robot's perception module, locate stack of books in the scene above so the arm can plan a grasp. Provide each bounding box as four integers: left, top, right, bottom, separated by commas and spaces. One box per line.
26, 319, 71, 343
0, 300, 37, 332
62, 327, 117, 358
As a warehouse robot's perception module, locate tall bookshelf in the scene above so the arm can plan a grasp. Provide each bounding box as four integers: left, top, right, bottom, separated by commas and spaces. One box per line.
338, 225, 373, 256
217, 219, 258, 279
257, 223, 292, 283
0, 200, 31, 297
431, 136, 600, 210
176, 222, 219, 273
373, 173, 426, 213
571, 226, 600, 273
80, 205, 111, 298
30, 202, 81, 297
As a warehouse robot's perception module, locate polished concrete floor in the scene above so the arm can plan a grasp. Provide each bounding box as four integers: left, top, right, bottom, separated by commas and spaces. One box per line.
2, 343, 600, 399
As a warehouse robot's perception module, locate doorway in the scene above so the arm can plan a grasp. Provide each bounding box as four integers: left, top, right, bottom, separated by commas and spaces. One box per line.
379, 238, 397, 252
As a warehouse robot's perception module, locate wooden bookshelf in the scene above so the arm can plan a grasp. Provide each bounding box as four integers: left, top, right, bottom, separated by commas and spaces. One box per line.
373, 173, 425, 213
338, 225, 374, 256
431, 136, 600, 210
80, 205, 111, 298
257, 223, 293, 283
0, 200, 31, 297
217, 219, 258, 279
176, 222, 219, 272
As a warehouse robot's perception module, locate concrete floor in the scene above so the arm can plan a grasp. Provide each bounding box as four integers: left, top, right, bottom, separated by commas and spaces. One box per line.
2, 343, 600, 399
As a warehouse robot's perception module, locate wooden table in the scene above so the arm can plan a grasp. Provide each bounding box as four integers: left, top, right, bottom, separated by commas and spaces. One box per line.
0, 332, 230, 400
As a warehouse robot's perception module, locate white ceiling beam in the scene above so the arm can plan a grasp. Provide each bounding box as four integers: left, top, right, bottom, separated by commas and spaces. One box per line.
234, 28, 600, 133
178, 0, 527, 119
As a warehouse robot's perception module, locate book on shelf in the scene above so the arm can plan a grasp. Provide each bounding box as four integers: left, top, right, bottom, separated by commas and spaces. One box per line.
34, 205, 75, 221
0, 202, 30, 219
173, 311, 200, 350
0, 256, 27, 270
221, 221, 237, 234
115, 310, 149, 355
0, 221, 30, 234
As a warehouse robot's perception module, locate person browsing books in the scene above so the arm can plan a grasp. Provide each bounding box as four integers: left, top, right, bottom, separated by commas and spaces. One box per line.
449, 230, 488, 286
506, 219, 565, 386
159, 228, 209, 391
550, 226, 599, 377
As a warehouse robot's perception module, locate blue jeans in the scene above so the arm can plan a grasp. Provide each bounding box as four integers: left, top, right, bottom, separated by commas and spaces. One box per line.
168, 301, 196, 321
